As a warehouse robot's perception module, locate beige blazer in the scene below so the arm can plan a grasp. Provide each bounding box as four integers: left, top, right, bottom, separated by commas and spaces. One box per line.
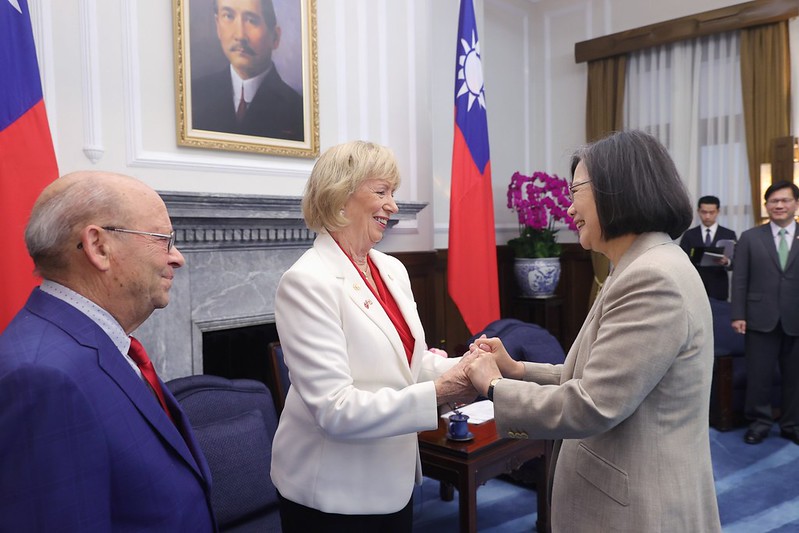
493, 233, 721, 532
270, 233, 458, 514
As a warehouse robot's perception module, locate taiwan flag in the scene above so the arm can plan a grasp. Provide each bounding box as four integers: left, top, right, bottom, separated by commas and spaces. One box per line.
1, 0, 59, 333
448, 0, 499, 335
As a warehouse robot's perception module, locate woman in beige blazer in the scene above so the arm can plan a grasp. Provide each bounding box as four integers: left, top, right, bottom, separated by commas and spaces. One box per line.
467, 130, 721, 532
270, 141, 474, 532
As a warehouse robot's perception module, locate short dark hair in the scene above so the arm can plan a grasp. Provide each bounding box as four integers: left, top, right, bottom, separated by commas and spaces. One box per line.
213, 0, 276, 30
570, 130, 692, 240
764, 180, 799, 202
697, 195, 720, 209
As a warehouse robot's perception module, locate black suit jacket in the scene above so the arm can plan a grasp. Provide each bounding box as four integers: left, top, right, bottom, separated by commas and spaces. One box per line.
731, 221, 799, 335
192, 66, 304, 141
679, 225, 737, 300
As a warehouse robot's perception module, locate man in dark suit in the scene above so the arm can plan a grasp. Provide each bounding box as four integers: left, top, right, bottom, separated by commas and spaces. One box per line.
679, 195, 737, 301
192, 0, 304, 141
731, 180, 799, 445
0, 171, 217, 530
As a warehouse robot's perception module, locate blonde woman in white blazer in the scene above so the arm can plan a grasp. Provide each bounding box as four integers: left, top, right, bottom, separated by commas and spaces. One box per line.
270, 141, 475, 532
466, 131, 722, 532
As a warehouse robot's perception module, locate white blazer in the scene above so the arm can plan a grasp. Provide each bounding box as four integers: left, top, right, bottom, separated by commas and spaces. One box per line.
270, 233, 458, 514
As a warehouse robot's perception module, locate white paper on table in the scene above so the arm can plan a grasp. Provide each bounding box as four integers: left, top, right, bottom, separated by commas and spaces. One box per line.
440, 399, 495, 424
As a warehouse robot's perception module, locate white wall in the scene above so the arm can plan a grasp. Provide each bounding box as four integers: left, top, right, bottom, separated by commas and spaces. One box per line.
31, 0, 792, 254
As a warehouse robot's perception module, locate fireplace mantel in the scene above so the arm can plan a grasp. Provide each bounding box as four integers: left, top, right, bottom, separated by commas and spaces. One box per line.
161, 191, 426, 252
136, 191, 428, 380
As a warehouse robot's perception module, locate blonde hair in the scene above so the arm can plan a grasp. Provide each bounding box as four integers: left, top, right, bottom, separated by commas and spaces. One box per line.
302, 141, 401, 232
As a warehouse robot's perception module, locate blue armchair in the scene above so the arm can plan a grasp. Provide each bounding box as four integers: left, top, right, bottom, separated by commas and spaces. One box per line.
166, 375, 281, 532
468, 318, 566, 364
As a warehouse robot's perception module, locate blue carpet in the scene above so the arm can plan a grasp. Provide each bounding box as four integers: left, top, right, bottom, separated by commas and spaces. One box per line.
413, 427, 799, 532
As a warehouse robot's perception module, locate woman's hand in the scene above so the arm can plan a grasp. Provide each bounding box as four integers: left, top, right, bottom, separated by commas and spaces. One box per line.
464, 350, 502, 397
468, 335, 525, 380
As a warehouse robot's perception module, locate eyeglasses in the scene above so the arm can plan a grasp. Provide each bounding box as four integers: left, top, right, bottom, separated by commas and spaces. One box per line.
103, 227, 176, 252
568, 179, 592, 202
765, 197, 797, 206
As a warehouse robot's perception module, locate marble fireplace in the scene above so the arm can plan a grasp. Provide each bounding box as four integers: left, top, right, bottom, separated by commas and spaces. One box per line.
134, 191, 425, 381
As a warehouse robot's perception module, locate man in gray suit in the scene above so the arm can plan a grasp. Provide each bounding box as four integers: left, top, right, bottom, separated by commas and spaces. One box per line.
732, 180, 799, 445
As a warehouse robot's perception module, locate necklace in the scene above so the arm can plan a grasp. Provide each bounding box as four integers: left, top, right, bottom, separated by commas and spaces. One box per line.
354, 259, 370, 277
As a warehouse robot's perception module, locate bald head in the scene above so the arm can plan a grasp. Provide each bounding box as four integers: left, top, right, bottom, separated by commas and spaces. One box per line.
25, 171, 158, 277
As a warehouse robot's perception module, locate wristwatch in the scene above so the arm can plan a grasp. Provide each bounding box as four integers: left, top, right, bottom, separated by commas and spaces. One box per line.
487, 377, 502, 401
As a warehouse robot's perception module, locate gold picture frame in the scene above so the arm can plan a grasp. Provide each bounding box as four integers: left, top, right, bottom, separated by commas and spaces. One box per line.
173, 0, 318, 158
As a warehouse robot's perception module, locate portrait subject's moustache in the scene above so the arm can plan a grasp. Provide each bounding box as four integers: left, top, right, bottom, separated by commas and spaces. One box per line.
229, 42, 255, 56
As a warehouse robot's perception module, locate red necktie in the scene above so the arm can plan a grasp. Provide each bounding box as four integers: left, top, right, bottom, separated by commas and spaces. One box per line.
235, 86, 247, 123
129, 337, 174, 422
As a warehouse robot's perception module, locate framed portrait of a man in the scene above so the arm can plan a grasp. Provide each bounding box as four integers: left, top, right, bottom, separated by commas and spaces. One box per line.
174, 0, 318, 157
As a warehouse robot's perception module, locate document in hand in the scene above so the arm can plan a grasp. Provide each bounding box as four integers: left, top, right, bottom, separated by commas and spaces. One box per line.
698, 250, 725, 266
691, 239, 735, 267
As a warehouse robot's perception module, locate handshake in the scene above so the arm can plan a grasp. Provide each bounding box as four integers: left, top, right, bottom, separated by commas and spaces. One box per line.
434, 336, 526, 406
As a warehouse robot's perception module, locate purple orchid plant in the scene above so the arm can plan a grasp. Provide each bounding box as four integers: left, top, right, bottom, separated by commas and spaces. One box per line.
507, 171, 577, 258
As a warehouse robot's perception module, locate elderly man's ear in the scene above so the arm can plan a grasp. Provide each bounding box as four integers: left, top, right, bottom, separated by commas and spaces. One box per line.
76, 226, 112, 272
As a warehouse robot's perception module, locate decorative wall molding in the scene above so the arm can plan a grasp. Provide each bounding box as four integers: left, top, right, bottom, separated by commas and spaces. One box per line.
29, 0, 58, 153
357, 0, 370, 139
406, 0, 419, 199
79, 0, 104, 163
378, 0, 389, 144
488, 0, 532, 172
543, 3, 588, 170
161, 190, 428, 251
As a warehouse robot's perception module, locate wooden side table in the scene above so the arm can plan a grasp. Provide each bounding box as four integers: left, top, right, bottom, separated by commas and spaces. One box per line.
419, 418, 551, 533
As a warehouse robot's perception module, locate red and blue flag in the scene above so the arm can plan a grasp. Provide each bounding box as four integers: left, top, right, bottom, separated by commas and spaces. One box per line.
448, 0, 499, 335
1, 0, 58, 332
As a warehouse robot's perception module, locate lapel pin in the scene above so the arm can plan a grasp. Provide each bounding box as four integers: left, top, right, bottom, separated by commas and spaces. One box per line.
353, 283, 361, 291
364, 299, 373, 309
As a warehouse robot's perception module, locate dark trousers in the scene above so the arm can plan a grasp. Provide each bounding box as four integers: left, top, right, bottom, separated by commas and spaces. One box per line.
745, 323, 799, 432
277, 491, 413, 533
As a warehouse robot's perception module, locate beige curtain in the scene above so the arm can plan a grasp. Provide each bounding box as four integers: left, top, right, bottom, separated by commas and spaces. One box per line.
740, 21, 791, 224
584, 56, 627, 307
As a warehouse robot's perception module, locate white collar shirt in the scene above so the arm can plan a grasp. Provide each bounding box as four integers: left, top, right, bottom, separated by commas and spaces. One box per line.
770, 220, 796, 252
701, 222, 719, 243
229, 65, 269, 111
